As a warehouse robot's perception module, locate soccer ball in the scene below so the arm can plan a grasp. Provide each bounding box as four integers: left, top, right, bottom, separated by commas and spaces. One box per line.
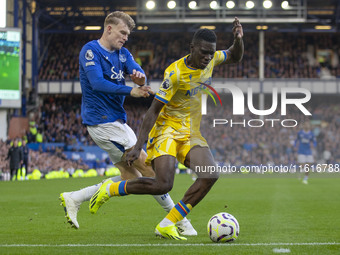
207, 212, 239, 242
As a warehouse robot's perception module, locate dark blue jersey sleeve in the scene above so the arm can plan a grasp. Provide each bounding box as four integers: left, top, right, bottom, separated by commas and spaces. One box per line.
79, 45, 132, 95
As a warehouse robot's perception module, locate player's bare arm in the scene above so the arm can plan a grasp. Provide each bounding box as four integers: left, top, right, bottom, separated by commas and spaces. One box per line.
225, 17, 244, 64
126, 99, 165, 166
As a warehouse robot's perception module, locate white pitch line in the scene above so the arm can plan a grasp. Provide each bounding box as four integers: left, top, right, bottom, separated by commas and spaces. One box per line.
0, 243, 339, 247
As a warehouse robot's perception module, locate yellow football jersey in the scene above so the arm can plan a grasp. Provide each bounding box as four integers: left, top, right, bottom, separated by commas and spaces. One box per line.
153, 50, 229, 134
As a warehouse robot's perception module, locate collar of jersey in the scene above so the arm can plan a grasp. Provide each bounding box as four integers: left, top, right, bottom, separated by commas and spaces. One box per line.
184, 55, 198, 70
97, 39, 116, 54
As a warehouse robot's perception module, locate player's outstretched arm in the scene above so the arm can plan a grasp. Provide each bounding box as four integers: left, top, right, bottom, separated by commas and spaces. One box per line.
126, 99, 164, 166
225, 17, 244, 64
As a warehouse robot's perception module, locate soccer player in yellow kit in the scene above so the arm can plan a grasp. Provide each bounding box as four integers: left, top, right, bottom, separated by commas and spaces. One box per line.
90, 17, 244, 240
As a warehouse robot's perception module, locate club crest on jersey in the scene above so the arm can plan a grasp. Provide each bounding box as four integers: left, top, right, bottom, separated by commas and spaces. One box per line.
85, 49, 94, 60
161, 79, 170, 90
119, 54, 127, 63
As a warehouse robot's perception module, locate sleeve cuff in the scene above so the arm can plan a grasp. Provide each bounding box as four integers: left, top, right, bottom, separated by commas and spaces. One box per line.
123, 86, 133, 95
155, 95, 168, 104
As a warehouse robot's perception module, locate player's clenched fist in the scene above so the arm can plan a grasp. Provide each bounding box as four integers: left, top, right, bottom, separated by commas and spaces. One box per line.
130, 86, 154, 98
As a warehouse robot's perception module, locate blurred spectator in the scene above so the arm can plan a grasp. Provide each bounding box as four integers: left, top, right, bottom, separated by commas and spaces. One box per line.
21, 139, 30, 173
6, 139, 23, 180
0, 139, 10, 180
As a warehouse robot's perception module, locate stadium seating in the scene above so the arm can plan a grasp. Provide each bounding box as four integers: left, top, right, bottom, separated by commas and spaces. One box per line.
38, 32, 340, 80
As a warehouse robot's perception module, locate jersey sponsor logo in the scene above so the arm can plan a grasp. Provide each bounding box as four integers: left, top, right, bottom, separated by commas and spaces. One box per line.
85, 49, 94, 60
111, 66, 125, 81
161, 79, 170, 90
85, 61, 95, 66
169, 71, 175, 77
119, 54, 127, 63
185, 83, 205, 96
185, 78, 212, 96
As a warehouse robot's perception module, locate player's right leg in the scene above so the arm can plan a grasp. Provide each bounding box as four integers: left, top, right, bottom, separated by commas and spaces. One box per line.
90, 154, 187, 240
60, 122, 139, 229
302, 162, 312, 184
59, 168, 127, 229
60, 151, 155, 229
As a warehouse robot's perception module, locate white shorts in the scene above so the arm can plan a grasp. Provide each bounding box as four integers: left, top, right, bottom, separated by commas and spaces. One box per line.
87, 121, 137, 164
297, 154, 314, 164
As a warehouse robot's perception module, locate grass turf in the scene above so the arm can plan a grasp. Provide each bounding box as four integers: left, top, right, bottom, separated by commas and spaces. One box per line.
0, 54, 20, 91
0, 174, 339, 255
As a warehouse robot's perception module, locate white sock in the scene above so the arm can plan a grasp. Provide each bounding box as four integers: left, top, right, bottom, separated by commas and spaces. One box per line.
69, 176, 123, 202
110, 176, 122, 182
153, 193, 175, 212
159, 218, 174, 228
70, 184, 101, 202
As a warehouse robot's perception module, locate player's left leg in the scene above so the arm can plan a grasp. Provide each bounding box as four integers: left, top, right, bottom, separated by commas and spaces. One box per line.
157, 146, 218, 224
182, 146, 219, 206
10, 168, 16, 181
129, 149, 197, 236
155, 146, 218, 240
302, 162, 313, 184
301, 154, 314, 184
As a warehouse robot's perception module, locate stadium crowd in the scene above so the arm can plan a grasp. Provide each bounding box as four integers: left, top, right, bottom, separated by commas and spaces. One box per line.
38, 32, 340, 81
2, 94, 338, 178
0, 138, 88, 178
3, 30, 340, 178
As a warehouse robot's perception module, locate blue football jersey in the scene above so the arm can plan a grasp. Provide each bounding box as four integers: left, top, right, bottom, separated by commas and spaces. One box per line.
295, 130, 317, 155
79, 40, 145, 126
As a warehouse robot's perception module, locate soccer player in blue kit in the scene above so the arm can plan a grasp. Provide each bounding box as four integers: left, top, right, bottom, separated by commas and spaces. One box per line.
59, 11, 196, 235
295, 122, 317, 184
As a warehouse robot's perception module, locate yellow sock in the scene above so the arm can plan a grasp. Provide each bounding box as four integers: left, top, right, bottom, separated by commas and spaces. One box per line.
108, 180, 128, 196
166, 200, 192, 223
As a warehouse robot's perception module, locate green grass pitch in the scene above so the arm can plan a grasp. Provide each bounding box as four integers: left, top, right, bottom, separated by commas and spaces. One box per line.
0, 174, 339, 255
0, 53, 20, 91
